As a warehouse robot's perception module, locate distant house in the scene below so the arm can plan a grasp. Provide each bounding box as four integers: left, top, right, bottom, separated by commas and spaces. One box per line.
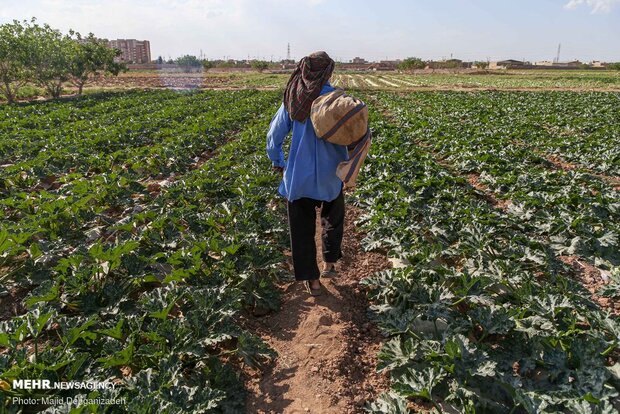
534, 60, 585, 68
555, 60, 583, 68
489, 59, 527, 69
369, 60, 400, 71
350, 57, 368, 64
487, 59, 602, 71
534, 60, 585, 69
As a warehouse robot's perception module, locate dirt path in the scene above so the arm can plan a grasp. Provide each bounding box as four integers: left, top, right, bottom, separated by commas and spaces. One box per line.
244, 205, 391, 413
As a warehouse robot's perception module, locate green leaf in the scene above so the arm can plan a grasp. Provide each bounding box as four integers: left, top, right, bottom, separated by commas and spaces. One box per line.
97, 341, 134, 368
393, 366, 446, 401
366, 392, 410, 414
0, 228, 12, 254
95, 318, 124, 340
64, 316, 98, 346
28, 242, 42, 260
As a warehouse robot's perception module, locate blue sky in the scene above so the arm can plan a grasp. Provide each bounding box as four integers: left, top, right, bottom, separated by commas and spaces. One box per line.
1, 0, 619, 62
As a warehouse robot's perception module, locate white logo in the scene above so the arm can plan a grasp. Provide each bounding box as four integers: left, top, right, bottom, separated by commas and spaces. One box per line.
12, 379, 117, 390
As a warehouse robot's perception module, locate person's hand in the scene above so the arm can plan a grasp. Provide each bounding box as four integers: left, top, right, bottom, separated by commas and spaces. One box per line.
272, 166, 284, 175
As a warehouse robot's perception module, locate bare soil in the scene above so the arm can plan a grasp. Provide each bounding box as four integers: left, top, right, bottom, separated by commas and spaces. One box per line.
92, 72, 620, 92
544, 154, 579, 172
559, 256, 620, 315
543, 154, 620, 190
243, 205, 392, 413
0, 286, 28, 321
466, 173, 512, 211
86, 73, 283, 90
508, 139, 620, 190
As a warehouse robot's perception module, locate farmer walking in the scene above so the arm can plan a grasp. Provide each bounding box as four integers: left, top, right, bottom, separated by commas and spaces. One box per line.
266, 51, 347, 296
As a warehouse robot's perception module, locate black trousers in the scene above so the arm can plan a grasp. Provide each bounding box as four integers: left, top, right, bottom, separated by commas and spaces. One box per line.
287, 190, 345, 281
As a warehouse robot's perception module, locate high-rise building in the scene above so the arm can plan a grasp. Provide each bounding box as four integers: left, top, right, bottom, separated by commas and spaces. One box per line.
108, 39, 151, 64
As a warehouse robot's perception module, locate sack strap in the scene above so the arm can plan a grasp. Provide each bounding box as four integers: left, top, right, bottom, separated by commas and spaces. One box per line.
336, 128, 372, 188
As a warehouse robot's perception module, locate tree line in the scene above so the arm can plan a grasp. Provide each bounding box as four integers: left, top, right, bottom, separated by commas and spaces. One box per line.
164, 55, 271, 73
0, 19, 124, 104
397, 57, 489, 71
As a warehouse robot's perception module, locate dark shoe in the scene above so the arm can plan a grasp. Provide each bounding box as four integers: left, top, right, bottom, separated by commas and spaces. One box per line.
304, 280, 323, 296
320, 265, 337, 278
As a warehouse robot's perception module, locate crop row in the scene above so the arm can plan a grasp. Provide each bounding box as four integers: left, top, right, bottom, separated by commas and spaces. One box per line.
375, 92, 620, 272
352, 93, 619, 413
1, 91, 287, 412
0, 90, 278, 282
331, 72, 620, 91
386, 91, 620, 176
0, 90, 279, 192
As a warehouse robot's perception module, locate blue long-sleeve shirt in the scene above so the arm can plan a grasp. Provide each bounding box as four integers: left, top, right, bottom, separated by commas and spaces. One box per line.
266, 83, 348, 202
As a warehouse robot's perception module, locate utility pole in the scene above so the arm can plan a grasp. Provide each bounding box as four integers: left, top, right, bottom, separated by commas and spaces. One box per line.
287, 43, 291, 61
554, 43, 561, 64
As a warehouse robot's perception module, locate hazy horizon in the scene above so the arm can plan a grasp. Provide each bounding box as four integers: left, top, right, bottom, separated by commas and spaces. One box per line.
1, 0, 619, 63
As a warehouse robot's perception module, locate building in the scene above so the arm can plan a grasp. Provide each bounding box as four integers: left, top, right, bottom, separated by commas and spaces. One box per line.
535, 60, 585, 68
367, 60, 400, 71
108, 39, 151, 64
489, 59, 526, 69
350, 57, 368, 64
553, 60, 583, 68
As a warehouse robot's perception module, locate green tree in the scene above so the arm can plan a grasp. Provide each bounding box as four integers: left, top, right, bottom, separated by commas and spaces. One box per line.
442, 60, 461, 69
0, 19, 34, 103
175, 55, 201, 72
201, 59, 214, 71
29, 22, 74, 98
217, 60, 234, 68
473, 61, 489, 69
69, 33, 125, 95
398, 57, 426, 71
251, 60, 269, 72
607, 62, 620, 70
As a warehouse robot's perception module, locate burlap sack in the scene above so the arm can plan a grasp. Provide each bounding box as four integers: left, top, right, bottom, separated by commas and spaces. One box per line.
310, 89, 368, 146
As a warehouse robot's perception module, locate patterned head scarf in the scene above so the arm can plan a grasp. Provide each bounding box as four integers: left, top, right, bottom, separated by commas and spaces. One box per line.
283, 51, 335, 122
